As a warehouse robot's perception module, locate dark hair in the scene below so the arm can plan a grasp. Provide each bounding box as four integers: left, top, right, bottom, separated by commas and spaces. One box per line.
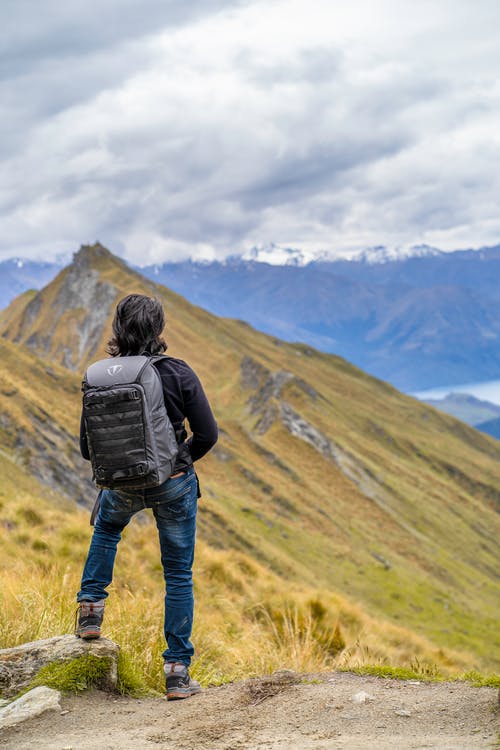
107, 294, 167, 357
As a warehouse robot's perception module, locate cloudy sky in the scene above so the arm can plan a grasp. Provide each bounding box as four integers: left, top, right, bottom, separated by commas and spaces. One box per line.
1, 0, 500, 263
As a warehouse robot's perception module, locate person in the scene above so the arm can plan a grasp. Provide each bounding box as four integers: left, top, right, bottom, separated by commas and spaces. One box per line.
75, 294, 218, 700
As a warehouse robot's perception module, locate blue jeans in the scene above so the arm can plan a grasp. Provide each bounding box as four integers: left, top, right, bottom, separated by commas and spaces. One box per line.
77, 467, 198, 666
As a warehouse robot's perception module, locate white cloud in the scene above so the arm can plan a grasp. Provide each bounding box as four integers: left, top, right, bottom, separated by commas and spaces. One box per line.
0, 0, 500, 262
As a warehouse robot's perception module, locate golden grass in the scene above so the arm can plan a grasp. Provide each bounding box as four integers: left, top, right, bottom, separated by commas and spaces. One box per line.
0, 455, 477, 694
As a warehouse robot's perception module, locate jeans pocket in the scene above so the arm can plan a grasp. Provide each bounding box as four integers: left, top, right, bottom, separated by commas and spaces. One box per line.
155, 486, 197, 522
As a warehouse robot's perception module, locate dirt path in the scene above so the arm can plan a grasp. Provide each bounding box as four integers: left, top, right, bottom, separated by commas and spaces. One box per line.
0, 672, 498, 750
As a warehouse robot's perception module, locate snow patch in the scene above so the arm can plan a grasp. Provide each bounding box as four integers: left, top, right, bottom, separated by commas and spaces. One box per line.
242, 243, 319, 266
351, 244, 444, 265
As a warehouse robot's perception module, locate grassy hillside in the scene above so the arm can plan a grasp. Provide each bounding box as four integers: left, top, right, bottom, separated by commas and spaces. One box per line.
0, 449, 473, 691
0, 243, 499, 673
0, 337, 93, 505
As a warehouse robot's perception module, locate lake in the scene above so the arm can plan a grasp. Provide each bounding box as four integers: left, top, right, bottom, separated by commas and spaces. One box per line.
412, 379, 500, 406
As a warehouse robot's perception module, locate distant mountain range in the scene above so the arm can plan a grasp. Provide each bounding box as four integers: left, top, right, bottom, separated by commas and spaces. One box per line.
138, 243, 500, 391
242, 242, 445, 266
423, 393, 500, 440
1, 242, 500, 391
0, 258, 64, 308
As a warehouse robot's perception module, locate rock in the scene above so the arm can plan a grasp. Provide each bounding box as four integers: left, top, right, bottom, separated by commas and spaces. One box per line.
280, 402, 334, 458
0, 686, 61, 728
0, 634, 120, 698
240, 356, 270, 390
351, 691, 375, 703
395, 709, 412, 717
371, 551, 392, 570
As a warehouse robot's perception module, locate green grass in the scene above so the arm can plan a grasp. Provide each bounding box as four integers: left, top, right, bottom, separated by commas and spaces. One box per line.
460, 671, 500, 689
344, 664, 500, 688
116, 651, 151, 696
25, 651, 149, 697
344, 663, 442, 682
29, 654, 112, 693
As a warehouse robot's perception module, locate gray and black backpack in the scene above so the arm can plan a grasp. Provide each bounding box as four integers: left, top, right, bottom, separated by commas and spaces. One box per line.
82, 355, 179, 489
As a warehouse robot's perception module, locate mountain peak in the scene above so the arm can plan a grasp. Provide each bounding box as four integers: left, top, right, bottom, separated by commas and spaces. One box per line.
73, 242, 115, 266
241, 243, 319, 266
352, 244, 444, 265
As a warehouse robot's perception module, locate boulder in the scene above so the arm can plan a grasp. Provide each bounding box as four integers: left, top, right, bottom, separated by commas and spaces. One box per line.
0, 635, 119, 698
0, 686, 61, 729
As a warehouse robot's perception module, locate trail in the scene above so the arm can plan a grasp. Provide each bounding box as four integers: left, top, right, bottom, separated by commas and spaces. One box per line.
0, 671, 498, 750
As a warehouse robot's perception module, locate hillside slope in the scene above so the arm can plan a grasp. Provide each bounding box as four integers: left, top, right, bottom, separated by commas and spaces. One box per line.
1, 243, 499, 670
0, 337, 93, 504
0, 439, 467, 689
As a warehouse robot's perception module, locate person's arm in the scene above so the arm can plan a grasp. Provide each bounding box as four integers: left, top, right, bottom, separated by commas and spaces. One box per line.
182, 369, 218, 461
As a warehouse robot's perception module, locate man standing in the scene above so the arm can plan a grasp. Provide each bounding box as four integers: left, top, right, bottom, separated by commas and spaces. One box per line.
76, 294, 218, 699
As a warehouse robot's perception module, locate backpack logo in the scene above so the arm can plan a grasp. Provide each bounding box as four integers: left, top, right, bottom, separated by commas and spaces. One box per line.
107, 365, 123, 376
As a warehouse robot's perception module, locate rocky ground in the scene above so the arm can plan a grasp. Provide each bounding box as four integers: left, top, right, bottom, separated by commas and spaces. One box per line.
0, 671, 498, 750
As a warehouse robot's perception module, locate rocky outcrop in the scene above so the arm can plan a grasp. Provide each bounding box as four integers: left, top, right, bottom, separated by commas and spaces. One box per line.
0, 635, 119, 698
279, 402, 334, 459
240, 356, 320, 436
59, 246, 117, 369
277, 400, 389, 504
0, 686, 61, 729
240, 355, 421, 534
1, 408, 94, 507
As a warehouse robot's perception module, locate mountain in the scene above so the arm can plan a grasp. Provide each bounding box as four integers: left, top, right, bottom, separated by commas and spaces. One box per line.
350, 244, 444, 264
138, 246, 500, 390
241, 242, 317, 266
1, 242, 499, 673
0, 258, 63, 309
422, 393, 500, 427
237, 242, 444, 266
318, 243, 500, 292
475, 417, 500, 440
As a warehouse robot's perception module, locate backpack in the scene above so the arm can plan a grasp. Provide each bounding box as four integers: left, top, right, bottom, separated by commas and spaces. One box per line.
82, 355, 179, 489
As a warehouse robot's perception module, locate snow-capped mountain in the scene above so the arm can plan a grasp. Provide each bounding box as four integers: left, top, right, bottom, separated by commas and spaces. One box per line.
241, 243, 322, 266
134, 242, 500, 391
349, 244, 444, 265
233, 242, 445, 266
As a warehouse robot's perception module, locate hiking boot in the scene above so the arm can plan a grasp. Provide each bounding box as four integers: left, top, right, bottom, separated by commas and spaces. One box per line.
164, 662, 202, 700
75, 600, 105, 640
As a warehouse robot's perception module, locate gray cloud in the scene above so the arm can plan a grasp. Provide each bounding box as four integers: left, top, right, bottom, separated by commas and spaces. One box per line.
1, 0, 500, 262
240, 46, 342, 87
0, 0, 247, 73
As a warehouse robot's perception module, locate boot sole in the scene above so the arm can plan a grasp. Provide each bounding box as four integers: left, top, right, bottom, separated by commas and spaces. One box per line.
166, 689, 202, 700
76, 630, 101, 640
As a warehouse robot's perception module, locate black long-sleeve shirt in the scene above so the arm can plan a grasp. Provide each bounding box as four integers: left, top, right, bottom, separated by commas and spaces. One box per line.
80, 356, 218, 475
